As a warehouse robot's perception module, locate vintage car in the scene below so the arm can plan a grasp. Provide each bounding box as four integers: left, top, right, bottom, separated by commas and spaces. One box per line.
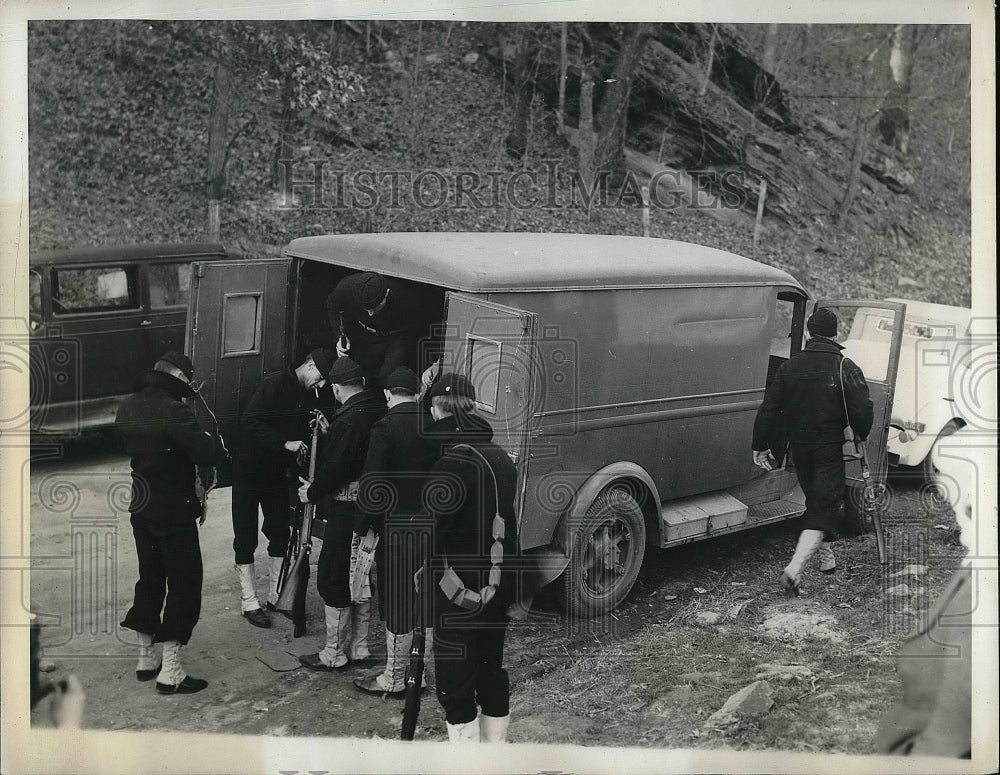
185, 233, 903, 616
29, 243, 230, 436
839, 298, 971, 478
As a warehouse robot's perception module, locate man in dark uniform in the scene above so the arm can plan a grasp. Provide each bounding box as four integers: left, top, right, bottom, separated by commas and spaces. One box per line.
352, 366, 439, 698
751, 307, 873, 594
116, 351, 226, 695
296, 356, 386, 670
326, 271, 443, 389
422, 373, 518, 742
231, 347, 335, 628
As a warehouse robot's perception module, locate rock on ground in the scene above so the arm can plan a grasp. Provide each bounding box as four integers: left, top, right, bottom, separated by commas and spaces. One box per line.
706, 680, 774, 723
694, 611, 722, 625
758, 607, 846, 644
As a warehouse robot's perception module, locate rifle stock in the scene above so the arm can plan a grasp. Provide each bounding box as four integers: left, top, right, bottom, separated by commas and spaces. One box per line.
274, 411, 323, 632
401, 557, 430, 741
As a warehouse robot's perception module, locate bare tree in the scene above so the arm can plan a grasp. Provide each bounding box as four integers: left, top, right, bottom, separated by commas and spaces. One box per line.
877, 25, 920, 155
762, 24, 779, 73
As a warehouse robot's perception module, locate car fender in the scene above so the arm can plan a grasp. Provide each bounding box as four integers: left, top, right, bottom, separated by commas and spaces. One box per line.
889, 399, 966, 466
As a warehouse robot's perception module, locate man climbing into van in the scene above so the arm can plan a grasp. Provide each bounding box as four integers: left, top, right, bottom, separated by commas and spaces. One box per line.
751, 307, 873, 596
325, 271, 443, 390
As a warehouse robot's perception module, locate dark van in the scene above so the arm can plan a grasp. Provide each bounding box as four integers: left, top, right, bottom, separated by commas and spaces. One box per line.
30, 243, 230, 435
185, 233, 904, 616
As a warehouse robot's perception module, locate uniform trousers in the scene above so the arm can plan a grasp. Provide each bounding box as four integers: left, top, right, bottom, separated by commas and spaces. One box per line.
377, 519, 430, 634
315, 499, 356, 608
791, 442, 846, 540
120, 516, 203, 645
231, 466, 291, 565
433, 587, 511, 725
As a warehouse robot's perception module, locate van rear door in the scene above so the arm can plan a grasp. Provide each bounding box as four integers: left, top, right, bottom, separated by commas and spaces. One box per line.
442, 293, 537, 466
815, 300, 906, 520
186, 258, 293, 483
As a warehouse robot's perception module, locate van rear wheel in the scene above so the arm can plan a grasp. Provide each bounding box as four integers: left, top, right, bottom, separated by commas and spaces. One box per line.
560, 488, 646, 619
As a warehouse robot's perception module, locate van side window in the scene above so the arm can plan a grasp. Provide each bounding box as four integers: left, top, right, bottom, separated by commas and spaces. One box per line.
222, 293, 263, 356
149, 262, 192, 308
467, 334, 501, 413
52, 266, 139, 315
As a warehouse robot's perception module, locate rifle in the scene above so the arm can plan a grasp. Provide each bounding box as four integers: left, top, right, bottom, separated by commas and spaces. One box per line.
400, 555, 430, 741
859, 445, 887, 564
275, 411, 322, 637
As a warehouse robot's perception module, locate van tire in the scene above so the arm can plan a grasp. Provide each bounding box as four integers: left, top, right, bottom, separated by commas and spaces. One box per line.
559, 487, 646, 620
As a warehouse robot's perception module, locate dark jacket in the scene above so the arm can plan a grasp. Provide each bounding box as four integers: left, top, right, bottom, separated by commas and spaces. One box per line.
424, 411, 519, 606
115, 370, 225, 527
306, 389, 387, 503
355, 401, 438, 534
752, 337, 874, 451
233, 367, 316, 478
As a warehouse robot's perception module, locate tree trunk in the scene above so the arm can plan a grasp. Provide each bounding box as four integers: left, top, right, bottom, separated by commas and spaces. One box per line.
206, 58, 232, 242
877, 25, 915, 155
557, 22, 568, 135
762, 24, 779, 73
593, 23, 650, 185
839, 111, 870, 227
577, 64, 597, 218
505, 32, 536, 159
272, 77, 295, 189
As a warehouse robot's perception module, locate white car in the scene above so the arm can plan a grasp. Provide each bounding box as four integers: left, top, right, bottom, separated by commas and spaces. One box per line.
841, 299, 972, 477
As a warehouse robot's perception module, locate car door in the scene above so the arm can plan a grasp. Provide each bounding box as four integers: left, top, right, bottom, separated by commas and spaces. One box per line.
814, 299, 906, 513
442, 293, 537, 467
186, 258, 294, 484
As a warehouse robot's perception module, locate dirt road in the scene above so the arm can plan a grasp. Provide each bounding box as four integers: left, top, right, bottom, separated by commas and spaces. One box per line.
27, 439, 963, 752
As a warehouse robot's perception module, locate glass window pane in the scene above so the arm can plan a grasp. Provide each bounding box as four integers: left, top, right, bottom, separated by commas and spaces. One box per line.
833, 306, 890, 383
53, 266, 137, 314
224, 294, 261, 354
149, 262, 191, 308
29, 269, 42, 317
467, 336, 501, 413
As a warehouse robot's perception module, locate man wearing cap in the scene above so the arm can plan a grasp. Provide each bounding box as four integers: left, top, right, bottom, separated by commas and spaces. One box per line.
296, 356, 386, 670
230, 347, 335, 628
352, 366, 439, 698
421, 373, 518, 742
325, 271, 443, 389
751, 307, 873, 595
116, 351, 226, 694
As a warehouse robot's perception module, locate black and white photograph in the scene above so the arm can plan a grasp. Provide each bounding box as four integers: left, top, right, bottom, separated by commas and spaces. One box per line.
1, 1, 996, 773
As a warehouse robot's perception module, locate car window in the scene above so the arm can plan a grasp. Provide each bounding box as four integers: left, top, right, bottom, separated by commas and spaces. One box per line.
149, 261, 192, 308
52, 265, 139, 315
29, 269, 42, 317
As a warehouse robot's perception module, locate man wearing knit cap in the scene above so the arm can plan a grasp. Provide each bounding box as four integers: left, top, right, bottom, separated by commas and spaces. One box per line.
296, 356, 386, 670
752, 307, 873, 595
230, 347, 335, 628
353, 366, 439, 698
325, 271, 444, 389
116, 351, 227, 694
421, 372, 519, 742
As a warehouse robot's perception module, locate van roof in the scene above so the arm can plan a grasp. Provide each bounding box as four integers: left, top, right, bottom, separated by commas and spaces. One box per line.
286, 232, 805, 293
31, 243, 229, 266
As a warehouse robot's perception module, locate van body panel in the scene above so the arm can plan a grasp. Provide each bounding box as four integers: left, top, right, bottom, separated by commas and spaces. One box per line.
29, 243, 229, 435
186, 258, 293, 484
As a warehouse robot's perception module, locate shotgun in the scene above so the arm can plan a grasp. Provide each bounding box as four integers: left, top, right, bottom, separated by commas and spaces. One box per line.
400, 556, 430, 741
275, 410, 322, 636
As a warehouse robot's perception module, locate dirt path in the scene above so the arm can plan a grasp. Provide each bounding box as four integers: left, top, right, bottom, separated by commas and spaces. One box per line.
28, 446, 962, 751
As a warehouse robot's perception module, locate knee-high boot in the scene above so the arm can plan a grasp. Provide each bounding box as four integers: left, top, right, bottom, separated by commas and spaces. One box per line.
783, 529, 826, 586
298, 606, 351, 671
350, 599, 374, 664
353, 629, 411, 697
136, 631, 160, 681
155, 641, 208, 695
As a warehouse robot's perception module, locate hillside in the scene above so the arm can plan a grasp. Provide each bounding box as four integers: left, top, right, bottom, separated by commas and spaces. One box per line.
27, 20, 972, 306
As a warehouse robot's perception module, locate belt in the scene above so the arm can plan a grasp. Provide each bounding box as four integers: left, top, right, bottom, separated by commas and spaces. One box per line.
358, 322, 408, 337
332, 481, 360, 502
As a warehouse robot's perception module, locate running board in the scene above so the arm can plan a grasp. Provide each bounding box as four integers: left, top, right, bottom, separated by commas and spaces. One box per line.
660, 493, 804, 548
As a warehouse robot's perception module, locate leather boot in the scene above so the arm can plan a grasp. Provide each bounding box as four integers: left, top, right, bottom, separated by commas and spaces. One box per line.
299, 606, 351, 671
349, 600, 376, 666
446, 717, 481, 742
479, 714, 510, 742
818, 542, 837, 573
155, 641, 208, 694
353, 630, 411, 697
235, 563, 270, 628
135, 631, 160, 681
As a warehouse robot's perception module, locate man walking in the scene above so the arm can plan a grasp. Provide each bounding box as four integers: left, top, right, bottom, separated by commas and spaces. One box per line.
297, 357, 386, 670
116, 351, 226, 694
352, 367, 438, 698
422, 373, 518, 742
231, 348, 334, 628
751, 307, 873, 595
